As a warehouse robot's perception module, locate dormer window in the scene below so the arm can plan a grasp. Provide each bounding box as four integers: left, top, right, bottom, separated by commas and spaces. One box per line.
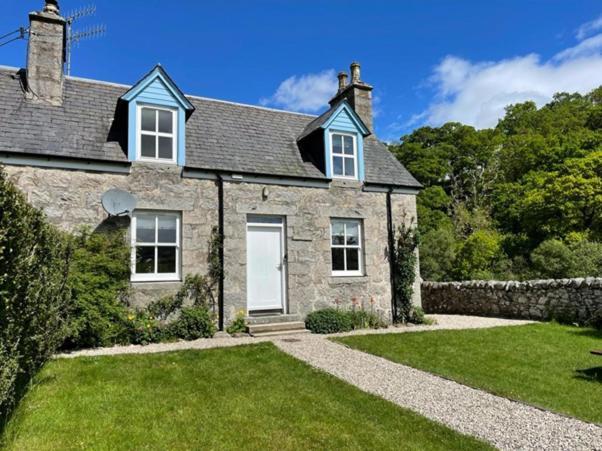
121, 65, 195, 166
138, 106, 177, 163
331, 132, 357, 179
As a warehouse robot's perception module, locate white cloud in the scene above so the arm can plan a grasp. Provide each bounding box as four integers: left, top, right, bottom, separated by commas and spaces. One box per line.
576, 15, 602, 40
414, 27, 602, 130
260, 69, 337, 113
553, 34, 602, 61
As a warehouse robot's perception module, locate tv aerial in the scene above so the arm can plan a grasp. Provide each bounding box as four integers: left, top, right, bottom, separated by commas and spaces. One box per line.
65, 5, 106, 75
101, 189, 137, 217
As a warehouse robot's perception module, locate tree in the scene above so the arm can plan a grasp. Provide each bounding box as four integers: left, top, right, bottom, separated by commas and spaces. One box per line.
390, 85, 602, 281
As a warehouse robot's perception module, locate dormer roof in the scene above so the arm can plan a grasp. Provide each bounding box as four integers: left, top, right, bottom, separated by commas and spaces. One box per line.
297, 100, 371, 142
121, 64, 195, 113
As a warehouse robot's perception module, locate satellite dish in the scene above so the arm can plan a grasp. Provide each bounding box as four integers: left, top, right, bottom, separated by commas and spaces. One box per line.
101, 189, 137, 217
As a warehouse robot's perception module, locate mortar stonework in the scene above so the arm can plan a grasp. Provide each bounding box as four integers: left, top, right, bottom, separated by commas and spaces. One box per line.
5, 163, 218, 308
222, 180, 420, 323
4, 164, 420, 324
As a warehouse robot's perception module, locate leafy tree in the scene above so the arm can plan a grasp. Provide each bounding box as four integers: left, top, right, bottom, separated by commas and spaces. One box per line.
392, 85, 602, 281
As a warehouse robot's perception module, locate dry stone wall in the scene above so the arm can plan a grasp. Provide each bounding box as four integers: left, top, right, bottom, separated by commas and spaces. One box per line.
422, 278, 602, 323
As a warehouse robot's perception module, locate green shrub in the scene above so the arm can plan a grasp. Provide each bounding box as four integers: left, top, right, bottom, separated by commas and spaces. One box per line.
408, 306, 435, 325
419, 226, 458, 282
347, 309, 386, 330
0, 168, 72, 421
454, 229, 504, 280
167, 306, 216, 340
530, 239, 602, 279
124, 311, 166, 345
63, 227, 131, 349
305, 309, 353, 334
226, 310, 247, 335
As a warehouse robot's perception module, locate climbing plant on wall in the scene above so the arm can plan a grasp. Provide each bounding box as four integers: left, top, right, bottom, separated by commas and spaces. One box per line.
392, 218, 420, 323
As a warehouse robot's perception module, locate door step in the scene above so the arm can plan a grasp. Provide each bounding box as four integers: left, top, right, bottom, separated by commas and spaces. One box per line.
250, 329, 311, 338
247, 320, 308, 337
246, 314, 302, 325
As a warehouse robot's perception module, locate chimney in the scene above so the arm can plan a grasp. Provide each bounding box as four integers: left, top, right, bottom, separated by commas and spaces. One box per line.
329, 61, 374, 131
337, 71, 348, 92
26, 0, 66, 106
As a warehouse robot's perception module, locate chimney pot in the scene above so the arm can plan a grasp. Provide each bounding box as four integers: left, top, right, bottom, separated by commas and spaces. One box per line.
337, 71, 348, 92
329, 61, 373, 131
350, 62, 361, 84
43, 0, 60, 15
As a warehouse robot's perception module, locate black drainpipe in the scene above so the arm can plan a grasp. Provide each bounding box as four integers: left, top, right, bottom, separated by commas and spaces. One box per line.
386, 188, 397, 322
217, 174, 225, 331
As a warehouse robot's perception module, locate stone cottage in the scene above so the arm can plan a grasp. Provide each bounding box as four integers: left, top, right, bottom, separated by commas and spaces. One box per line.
0, 1, 422, 332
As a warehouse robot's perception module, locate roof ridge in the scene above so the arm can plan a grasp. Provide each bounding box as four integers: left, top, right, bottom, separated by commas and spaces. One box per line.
0, 66, 318, 118
63, 72, 317, 118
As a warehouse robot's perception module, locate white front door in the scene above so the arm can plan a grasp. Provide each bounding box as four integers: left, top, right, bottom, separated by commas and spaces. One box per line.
246, 216, 285, 311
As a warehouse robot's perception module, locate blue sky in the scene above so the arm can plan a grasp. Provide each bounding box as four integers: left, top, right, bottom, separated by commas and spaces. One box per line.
2, 1, 602, 141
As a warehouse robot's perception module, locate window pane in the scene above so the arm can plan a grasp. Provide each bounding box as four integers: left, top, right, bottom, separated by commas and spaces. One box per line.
332, 134, 343, 154
343, 136, 354, 155
141, 135, 156, 158
158, 110, 173, 134
346, 222, 359, 245
157, 247, 177, 273
136, 216, 156, 243
346, 249, 359, 271
331, 221, 344, 245
332, 248, 345, 271
136, 246, 155, 273
344, 157, 355, 177
158, 137, 173, 159
158, 216, 177, 243
333, 156, 343, 176
141, 108, 156, 132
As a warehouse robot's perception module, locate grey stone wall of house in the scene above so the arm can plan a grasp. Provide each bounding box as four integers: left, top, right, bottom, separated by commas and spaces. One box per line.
4, 163, 219, 308
4, 164, 420, 324
422, 279, 602, 322
222, 179, 420, 324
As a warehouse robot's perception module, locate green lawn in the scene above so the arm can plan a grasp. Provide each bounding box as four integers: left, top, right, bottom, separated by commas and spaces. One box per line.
336, 323, 602, 425
1, 343, 489, 450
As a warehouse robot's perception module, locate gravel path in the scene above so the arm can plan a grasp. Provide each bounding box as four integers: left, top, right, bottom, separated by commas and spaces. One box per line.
55, 315, 531, 359
274, 335, 602, 450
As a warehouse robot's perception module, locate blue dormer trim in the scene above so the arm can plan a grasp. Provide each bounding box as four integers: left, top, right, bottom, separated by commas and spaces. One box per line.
322, 102, 368, 181
121, 65, 194, 166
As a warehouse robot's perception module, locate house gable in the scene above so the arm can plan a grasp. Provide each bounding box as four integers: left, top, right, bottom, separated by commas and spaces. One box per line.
121, 65, 194, 166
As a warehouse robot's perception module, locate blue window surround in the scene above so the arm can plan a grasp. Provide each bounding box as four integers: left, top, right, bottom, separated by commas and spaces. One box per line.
321, 102, 369, 182
121, 65, 195, 166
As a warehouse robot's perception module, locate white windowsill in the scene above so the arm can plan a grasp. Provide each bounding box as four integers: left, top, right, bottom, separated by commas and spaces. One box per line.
130, 274, 181, 283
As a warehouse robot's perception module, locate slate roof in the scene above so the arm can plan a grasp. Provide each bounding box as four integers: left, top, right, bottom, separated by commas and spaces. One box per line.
297, 99, 369, 141
0, 66, 421, 188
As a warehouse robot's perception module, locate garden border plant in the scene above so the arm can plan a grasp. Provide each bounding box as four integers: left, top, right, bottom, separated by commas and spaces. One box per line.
0, 168, 72, 425
305, 299, 387, 334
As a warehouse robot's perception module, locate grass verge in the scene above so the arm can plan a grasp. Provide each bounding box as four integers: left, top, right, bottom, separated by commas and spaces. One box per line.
2, 342, 490, 450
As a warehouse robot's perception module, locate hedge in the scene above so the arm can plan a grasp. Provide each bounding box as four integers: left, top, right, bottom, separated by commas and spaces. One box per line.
0, 168, 72, 422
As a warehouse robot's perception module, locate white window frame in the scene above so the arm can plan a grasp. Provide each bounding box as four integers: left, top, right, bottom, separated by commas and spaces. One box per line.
131, 211, 181, 282
136, 104, 178, 164
330, 132, 358, 180
330, 218, 363, 277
